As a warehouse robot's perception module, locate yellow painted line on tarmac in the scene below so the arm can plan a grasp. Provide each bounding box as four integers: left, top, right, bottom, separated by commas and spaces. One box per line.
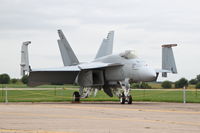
0, 111, 200, 127
0, 129, 77, 133
50, 105, 200, 115
95, 117, 200, 127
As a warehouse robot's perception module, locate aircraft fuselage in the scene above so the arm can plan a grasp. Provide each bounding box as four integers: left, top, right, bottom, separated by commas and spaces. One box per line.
94, 53, 157, 83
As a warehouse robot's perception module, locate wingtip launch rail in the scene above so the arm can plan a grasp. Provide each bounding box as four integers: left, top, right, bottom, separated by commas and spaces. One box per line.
20, 41, 31, 76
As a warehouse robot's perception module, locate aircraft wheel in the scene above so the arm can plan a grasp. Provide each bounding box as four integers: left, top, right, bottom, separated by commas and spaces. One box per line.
72, 91, 80, 102
120, 93, 125, 104
127, 95, 132, 104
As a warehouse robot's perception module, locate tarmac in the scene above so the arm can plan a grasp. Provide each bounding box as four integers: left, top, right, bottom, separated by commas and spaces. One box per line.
0, 102, 200, 133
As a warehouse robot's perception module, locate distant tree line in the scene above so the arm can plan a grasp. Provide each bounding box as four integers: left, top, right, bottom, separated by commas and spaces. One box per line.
0, 74, 10, 84
189, 74, 200, 89
1, 73, 200, 89
161, 78, 188, 89
0, 73, 28, 84
132, 74, 200, 89
161, 74, 200, 89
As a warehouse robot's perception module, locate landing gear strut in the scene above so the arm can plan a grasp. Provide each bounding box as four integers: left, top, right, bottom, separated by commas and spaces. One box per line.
120, 93, 125, 104
119, 79, 133, 104
72, 87, 99, 102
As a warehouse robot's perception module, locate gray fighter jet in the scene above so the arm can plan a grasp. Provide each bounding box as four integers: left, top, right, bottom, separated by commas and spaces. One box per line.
20, 30, 177, 104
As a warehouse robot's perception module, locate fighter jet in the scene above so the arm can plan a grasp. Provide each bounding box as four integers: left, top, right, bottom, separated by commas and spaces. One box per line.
20, 30, 177, 104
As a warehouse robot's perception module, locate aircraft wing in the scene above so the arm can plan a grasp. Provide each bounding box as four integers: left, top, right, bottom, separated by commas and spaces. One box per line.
28, 62, 123, 87
31, 65, 80, 72
155, 69, 172, 73
78, 62, 123, 70
28, 66, 80, 87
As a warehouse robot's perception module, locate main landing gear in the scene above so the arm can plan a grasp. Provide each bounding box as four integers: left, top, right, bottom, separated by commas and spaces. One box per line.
72, 91, 80, 102
72, 87, 98, 102
72, 79, 133, 104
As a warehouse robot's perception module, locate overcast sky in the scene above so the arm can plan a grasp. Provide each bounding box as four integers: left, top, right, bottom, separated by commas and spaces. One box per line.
0, 0, 200, 81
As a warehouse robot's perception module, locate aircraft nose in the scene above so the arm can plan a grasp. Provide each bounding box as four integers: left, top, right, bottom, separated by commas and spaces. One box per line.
146, 69, 157, 81
140, 67, 157, 82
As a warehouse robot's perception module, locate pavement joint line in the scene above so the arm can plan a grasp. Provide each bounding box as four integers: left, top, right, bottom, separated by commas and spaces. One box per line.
2, 104, 199, 114
0, 111, 200, 127
1, 104, 200, 114
0, 128, 77, 133
49, 105, 200, 114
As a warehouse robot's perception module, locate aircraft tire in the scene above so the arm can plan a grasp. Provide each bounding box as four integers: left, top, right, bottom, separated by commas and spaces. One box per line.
73, 91, 80, 102
127, 95, 132, 104
120, 93, 125, 104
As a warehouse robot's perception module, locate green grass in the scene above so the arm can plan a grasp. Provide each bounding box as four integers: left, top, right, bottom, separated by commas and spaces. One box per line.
133, 89, 200, 103
0, 89, 200, 103
0, 84, 80, 88
0, 83, 197, 89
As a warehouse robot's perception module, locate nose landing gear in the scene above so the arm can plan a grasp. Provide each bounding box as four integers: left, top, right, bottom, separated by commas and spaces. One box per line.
119, 78, 133, 104
119, 93, 132, 104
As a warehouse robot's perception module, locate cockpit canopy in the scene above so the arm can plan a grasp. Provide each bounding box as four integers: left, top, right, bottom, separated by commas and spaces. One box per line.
119, 50, 138, 59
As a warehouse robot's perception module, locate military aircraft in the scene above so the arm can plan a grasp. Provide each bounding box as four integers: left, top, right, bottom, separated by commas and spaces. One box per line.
20, 30, 177, 104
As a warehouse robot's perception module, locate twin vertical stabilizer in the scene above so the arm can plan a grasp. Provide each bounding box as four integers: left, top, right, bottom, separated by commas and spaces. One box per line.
95, 31, 114, 59
57, 30, 79, 66
162, 44, 177, 77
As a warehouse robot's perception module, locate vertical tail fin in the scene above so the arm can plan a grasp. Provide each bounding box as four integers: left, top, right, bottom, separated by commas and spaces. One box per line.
162, 44, 177, 77
95, 31, 114, 59
57, 30, 79, 66
20, 41, 31, 76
